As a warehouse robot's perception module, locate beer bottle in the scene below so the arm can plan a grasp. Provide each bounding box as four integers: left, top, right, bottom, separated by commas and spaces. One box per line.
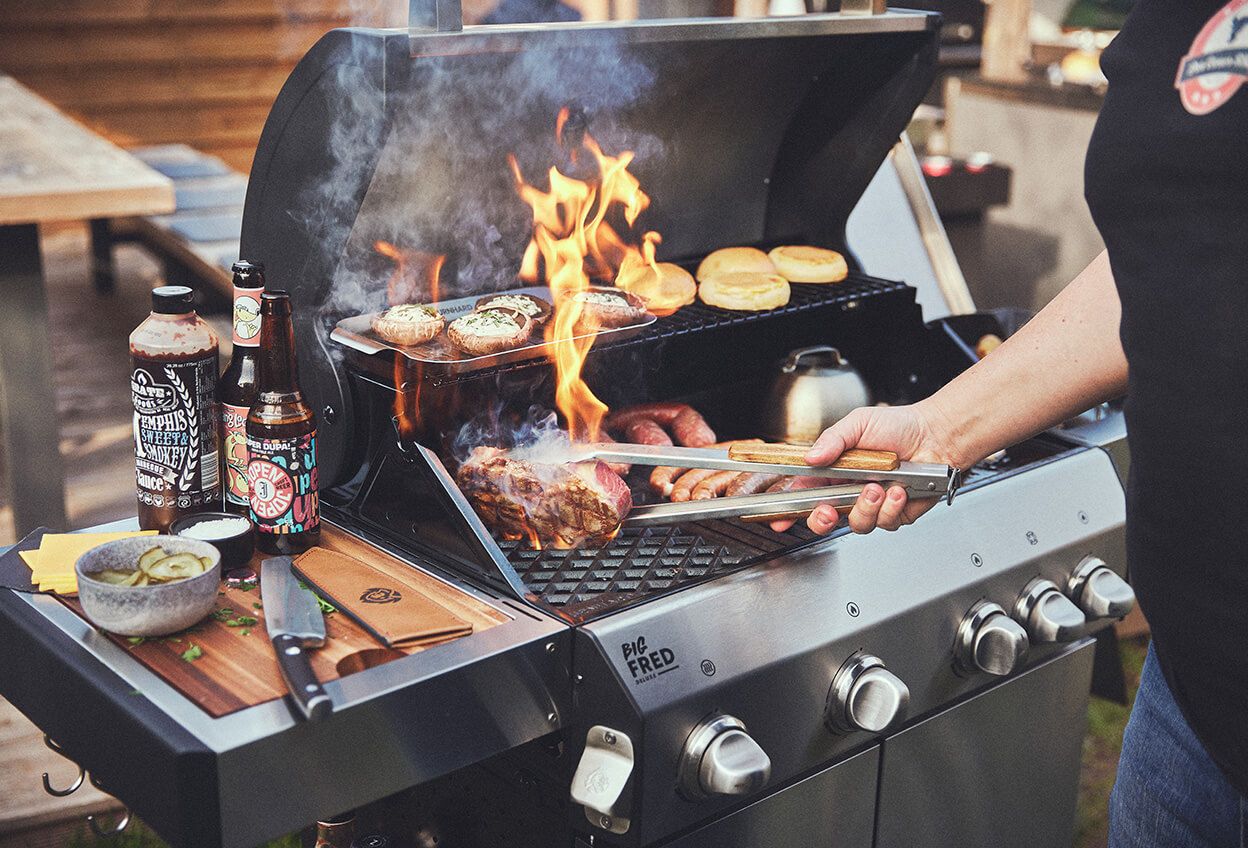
219, 261, 264, 516
313, 813, 355, 848
130, 286, 221, 531
246, 291, 320, 554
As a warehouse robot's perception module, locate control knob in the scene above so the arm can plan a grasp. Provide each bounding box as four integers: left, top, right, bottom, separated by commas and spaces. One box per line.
1067, 556, 1135, 620
1014, 578, 1086, 643
956, 601, 1029, 676
678, 715, 771, 799
827, 654, 910, 734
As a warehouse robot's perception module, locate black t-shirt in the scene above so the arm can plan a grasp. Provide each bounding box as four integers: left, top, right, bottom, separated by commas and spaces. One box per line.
1085, 0, 1248, 795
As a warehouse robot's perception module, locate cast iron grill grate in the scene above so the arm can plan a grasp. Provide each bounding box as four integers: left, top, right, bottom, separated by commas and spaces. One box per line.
424, 272, 907, 386
497, 518, 821, 615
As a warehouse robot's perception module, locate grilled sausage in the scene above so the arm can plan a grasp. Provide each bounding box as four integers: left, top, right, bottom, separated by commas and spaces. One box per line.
726, 472, 785, 497
671, 406, 717, 447
650, 438, 763, 497
606, 403, 690, 431
691, 470, 740, 501
765, 477, 802, 494
624, 417, 674, 447
670, 468, 720, 503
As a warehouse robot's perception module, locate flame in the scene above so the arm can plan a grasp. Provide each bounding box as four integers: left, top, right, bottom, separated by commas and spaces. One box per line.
510, 108, 665, 442
376, 241, 445, 440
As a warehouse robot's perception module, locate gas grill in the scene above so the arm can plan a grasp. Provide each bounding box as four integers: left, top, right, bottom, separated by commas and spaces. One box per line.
0, 5, 1134, 848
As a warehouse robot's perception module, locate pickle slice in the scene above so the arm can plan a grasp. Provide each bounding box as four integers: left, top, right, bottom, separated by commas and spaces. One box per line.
197, 556, 213, 570
147, 553, 203, 581
137, 547, 167, 573
93, 569, 135, 585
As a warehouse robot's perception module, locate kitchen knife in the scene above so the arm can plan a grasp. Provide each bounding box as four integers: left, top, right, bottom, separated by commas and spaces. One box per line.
260, 556, 332, 722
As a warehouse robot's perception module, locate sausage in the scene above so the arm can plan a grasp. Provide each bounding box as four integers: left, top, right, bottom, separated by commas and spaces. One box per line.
765, 477, 802, 494
670, 468, 719, 502
671, 406, 717, 447
606, 403, 689, 432
726, 472, 785, 497
624, 417, 673, 447
691, 470, 740, 501
651, 438, 764, 497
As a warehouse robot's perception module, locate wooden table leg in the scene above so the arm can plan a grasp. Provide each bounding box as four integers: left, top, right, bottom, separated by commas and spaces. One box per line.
0, 224, 68, 535
88, 218, 116, 295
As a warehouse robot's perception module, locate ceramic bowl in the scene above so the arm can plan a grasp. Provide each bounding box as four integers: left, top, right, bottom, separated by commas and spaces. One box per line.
75, 536, 222, 637
170, 512, 254, 569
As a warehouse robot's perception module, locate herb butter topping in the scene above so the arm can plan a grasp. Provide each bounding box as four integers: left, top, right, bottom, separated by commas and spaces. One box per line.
575, 290, 628, 306
382, 304, 440, 322
480, 295, 544, 317
453, 309, 523, 337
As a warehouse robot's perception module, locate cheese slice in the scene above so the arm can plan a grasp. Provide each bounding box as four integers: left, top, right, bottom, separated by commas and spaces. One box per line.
25, 531, 158, 579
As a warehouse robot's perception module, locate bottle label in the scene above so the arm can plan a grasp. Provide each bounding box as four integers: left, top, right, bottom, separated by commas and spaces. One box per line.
247, 431, 319, 535
132, 356, 220, 509
221, 403, 251, 507
232, 286, 262, 348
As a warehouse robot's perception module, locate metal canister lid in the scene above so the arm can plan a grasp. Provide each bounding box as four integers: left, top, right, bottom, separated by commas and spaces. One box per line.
231, 260, 266, 288
151, 285, 195, 314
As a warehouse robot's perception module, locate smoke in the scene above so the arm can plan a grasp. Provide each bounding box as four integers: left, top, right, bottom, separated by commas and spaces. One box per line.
293, 22, 662, 343
450, 403, 572, 464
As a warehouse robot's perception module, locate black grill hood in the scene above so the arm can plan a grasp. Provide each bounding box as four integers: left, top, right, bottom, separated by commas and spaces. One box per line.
240, 10, 939, 486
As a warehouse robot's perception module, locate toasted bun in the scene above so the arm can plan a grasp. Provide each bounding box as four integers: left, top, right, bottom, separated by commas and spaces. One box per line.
572, 287, 650, 330
768, 245, 848, 284
616, 262, 696, 315
371, 304, 445, 346
696, 247, 776, 281
446, 307, 533, 356
698, 272, 791, 312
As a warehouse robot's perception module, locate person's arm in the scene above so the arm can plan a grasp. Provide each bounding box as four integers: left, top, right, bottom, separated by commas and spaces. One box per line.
785, 249, 1128, 535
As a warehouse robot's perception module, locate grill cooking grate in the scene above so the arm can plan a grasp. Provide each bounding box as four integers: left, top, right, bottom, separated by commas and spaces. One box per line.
497, 518, 821, 615
426, 272, 906, 386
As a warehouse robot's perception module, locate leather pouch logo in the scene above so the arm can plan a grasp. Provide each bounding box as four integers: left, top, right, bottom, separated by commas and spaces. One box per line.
360, 587, 402, 604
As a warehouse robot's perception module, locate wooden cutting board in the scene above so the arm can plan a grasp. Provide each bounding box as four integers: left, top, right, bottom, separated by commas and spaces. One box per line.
55, 527, 507, 718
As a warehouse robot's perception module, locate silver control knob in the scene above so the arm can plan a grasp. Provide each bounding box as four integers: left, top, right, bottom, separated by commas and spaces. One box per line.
1067, 556, 1135, 620
827, 654, 910, 734
1014, 578, 1086, 643
956, 601, 1029, 676
678, 715, 771, 799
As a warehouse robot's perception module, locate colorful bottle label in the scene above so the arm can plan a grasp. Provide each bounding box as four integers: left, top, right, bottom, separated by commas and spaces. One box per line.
232, 285, 263, 348
131, 355, 220, 509
221, 402, 250, 508
247, 431, 319, 535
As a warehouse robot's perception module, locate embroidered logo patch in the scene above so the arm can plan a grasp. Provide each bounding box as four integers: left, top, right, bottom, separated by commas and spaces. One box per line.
1176, 0, 1248, 115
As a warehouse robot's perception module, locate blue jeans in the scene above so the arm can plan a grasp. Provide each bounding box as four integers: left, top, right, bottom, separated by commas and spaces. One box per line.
1110, 644, 1247, 847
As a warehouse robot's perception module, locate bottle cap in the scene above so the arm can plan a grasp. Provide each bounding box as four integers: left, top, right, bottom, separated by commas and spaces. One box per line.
151, 285, 195, 315
231, 260, 266, 288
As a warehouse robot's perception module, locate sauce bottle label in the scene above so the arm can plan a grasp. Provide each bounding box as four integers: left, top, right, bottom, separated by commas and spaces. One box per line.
232, 286, 262, 348
247, 431, 319, 534
221, 403, 251, 507
131, 357, 220, 508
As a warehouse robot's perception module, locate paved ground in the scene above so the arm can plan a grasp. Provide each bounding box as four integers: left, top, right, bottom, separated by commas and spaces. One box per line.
0, 224, 1135, 846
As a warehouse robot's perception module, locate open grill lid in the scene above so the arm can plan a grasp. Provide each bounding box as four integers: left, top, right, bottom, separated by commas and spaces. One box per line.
240, 4, 940, 487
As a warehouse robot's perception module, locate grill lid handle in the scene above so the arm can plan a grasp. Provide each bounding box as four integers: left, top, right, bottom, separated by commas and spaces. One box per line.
410, 0, 462, 33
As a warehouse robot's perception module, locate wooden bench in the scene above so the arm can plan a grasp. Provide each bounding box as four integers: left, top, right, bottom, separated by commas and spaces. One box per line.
94, 144, 244, 299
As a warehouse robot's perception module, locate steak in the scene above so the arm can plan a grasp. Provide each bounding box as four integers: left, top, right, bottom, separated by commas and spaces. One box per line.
456, 447, 633, 547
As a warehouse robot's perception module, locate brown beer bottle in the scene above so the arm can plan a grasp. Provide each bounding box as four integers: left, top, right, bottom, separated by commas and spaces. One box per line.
246, 291, 320, 554
130, 286, 221, 531
219, 261, 264, 516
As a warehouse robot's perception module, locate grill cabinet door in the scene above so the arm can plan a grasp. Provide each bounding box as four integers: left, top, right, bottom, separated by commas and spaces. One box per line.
874, 640, 1095, 848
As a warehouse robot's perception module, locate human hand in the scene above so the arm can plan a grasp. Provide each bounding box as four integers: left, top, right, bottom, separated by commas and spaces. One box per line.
771, 402, 960, 535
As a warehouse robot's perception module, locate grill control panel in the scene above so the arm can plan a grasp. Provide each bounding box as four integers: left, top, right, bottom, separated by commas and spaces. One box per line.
678, 715, 772, 800
1013, 578, 1087, 644
1066, 556, 1135, 620
956, 601, 1030, 677
827, 654, 910, 734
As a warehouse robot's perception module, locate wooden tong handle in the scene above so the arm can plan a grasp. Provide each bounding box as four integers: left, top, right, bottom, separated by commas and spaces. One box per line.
727, 443, 900, 471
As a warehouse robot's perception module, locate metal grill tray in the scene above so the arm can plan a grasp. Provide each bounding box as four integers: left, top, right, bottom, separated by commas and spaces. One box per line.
331, 285, 657, 376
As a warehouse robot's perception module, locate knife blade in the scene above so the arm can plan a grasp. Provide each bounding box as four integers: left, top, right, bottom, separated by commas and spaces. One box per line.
260, 556, 332, 721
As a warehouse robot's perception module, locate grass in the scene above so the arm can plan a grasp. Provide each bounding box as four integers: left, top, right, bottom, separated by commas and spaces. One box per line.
66, 820, 300, 848
1075, 635, 1149, 847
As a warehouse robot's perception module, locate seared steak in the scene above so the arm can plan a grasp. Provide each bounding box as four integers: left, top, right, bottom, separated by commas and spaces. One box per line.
456, 447, 632, 547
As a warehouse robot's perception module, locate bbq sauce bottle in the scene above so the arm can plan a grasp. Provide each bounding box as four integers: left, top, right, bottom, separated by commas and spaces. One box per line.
246, 291, 320, 553
130, 286, 221, 531
219, 261, 264, 516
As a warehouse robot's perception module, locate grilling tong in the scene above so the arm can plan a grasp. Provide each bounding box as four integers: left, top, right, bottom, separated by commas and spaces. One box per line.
567, 442, 962, 526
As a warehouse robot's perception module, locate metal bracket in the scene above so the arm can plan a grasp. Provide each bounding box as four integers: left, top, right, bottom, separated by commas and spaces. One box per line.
409, 0, 462, 33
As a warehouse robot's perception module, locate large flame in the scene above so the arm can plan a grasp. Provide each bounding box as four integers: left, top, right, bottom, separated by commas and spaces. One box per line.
376, 241, 445, 440
510, 108, 663, 442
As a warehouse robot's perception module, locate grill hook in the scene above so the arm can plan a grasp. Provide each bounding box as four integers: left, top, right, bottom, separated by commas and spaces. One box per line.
41, 735, 85, 797
86, 774, 132, 837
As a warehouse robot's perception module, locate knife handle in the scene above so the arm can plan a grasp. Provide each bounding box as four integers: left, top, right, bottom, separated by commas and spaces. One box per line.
272, 633, 332, 722
727, 443, 899, 471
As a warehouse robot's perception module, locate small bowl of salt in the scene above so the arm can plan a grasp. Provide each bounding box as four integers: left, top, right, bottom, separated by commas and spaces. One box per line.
170, 512, 254, 569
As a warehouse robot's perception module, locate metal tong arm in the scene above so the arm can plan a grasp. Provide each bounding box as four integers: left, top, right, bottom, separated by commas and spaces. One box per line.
576, 442, 956, 500
627, 484, 878, 526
